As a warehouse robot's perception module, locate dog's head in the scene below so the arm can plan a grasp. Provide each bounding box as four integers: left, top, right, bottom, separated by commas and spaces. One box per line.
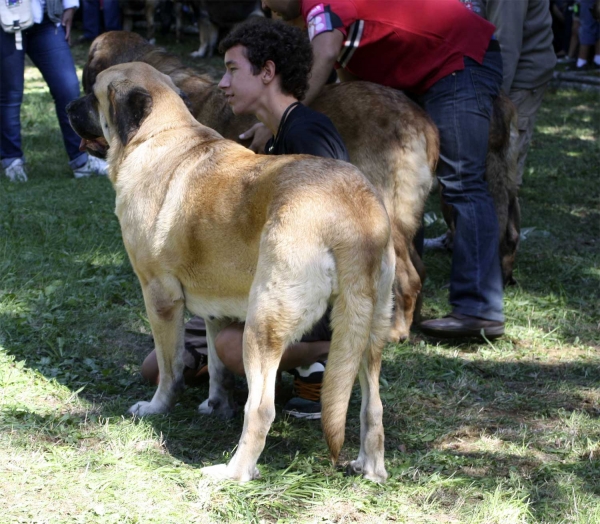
67, 62, 187, 161
82, 31, 151, 94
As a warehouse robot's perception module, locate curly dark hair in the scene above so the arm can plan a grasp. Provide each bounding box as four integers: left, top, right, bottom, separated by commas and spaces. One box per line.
219, 17, 313, 100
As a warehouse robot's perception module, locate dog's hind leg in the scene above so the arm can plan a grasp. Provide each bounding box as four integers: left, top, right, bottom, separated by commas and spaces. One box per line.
389, 234, 421, 342
129, 275, 186, 416
347, 243, 394, 483
198, 317, 237, 419
203, 252, 331, 482
320, 243, 392, 483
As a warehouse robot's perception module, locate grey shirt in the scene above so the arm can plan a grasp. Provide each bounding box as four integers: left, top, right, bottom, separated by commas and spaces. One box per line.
483, 0, 557, 91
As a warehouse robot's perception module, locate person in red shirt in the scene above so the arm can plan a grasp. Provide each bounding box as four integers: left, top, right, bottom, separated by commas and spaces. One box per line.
250, 0, 505, 338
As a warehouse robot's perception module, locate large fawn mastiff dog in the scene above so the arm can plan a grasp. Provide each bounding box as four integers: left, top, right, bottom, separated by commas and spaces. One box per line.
82, 30, 439, 343
67, 62, 394, 483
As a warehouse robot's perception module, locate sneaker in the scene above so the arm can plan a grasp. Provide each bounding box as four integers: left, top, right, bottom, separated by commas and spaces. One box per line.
565, 62, 600, 72
424, 231, 453, 252
4, 158, 28, 182
73, 155, 108, 178
283, 361, 325, 420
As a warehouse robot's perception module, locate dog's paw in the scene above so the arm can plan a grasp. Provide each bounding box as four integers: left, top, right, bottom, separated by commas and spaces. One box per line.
127, 401, 168, 417
201, 464, 260, 482
347, 460, 387, 484
200, 464, 231, 481
198, 398, 236, 419
388, 326, 410, 343
190, 49, 207, 59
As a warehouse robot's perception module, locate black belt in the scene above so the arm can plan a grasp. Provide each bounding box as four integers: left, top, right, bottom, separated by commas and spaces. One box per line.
487, 38, 501, 53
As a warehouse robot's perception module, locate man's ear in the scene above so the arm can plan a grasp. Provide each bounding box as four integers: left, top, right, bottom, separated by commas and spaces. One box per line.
262, 60, 277, 84
107, 80, 153, 146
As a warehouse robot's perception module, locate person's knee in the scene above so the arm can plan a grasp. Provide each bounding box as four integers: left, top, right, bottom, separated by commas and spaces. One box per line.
140, 350, 159, 385
214, 325, 245, 376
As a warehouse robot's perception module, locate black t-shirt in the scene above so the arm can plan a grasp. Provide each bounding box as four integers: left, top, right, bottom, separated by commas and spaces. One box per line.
265, 103, 349, 161
265, 102, 348, 342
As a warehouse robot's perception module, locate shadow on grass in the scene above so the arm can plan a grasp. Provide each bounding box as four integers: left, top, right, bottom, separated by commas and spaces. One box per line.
2, 323, 598, 482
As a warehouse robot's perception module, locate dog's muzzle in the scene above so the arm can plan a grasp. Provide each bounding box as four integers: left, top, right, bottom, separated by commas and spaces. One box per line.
66, 95, 109, 159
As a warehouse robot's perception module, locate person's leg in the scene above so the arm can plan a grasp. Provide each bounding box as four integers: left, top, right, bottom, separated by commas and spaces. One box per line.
509, 82, 550, 187
25, 19, 88, 169
215, 322, 329, 377
141, 346, 208, 386
568, 15, 580, 58
0, 29, 26, 167
577, 0, 599, 67
419, 49, 504, 330
102, 0, 122, 31
82, 0, 101, 41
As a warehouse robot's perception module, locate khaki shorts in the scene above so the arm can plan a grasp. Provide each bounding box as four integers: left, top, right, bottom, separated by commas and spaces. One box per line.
509, 81, 551, 186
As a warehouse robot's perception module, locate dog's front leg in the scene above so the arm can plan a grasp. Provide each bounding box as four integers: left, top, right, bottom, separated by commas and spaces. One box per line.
198, 317, 237, 419
129, 277, 185, 417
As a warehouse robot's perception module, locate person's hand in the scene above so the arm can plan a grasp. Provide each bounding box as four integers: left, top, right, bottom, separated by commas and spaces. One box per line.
61, 8, 76, 44
239, 123, 273, 154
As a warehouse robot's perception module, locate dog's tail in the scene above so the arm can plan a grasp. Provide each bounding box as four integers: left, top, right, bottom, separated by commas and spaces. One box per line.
321, 206, 392, 464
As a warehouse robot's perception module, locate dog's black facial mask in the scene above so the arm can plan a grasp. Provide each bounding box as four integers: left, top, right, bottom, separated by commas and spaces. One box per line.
67, 94, 103, 140
66, 94, 109, 158
108, 80, 153, 147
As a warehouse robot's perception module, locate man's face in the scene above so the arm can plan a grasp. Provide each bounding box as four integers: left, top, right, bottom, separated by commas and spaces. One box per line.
261, 0, 301, 21
218, 45, 264, 116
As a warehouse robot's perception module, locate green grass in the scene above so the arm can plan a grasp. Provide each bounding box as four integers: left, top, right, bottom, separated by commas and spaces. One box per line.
1, 30, 599, 523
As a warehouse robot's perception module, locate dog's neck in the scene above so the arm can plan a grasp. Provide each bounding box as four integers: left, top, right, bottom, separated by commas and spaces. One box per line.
107, 96, 222, 187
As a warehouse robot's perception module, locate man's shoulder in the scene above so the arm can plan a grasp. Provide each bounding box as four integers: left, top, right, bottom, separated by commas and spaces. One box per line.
282, 105, 349, 161
286, 104, 337, 132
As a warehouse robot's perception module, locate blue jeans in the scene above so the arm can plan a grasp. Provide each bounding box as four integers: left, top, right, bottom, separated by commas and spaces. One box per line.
419, 49, 504, 322
0, 18, 88, 169
82, 0, 122, 41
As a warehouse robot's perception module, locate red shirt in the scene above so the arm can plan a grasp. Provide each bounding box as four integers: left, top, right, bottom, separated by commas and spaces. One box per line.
301, 0, 496, 94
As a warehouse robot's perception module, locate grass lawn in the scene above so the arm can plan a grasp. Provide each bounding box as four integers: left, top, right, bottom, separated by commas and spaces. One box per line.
1, 30, 599, 523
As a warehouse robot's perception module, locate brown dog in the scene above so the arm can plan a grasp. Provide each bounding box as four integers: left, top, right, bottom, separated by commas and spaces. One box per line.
192, 0, 265, 58
67, 62, 394, 482
118, 0, 162, 44
82, 30, 439, 342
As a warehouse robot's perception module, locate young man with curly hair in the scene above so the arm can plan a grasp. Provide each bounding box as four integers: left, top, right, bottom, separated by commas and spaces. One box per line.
211, 17, 350, 420
255, 0, 506, 340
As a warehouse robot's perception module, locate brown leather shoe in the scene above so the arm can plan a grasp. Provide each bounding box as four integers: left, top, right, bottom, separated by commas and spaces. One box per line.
420, 312, 504, 339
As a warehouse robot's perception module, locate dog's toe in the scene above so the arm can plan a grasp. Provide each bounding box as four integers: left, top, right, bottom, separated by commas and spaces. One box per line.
198, 398, 236, 419
198, 398, 214, 415
347, 460, 388, 483
346, 460, 363, 476
201, 464, 260, 482
201, 464, 230, 481
127, 400, 167, 417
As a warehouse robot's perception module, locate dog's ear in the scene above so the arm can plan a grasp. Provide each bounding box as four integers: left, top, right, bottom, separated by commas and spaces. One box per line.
108, 80, 153, 146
